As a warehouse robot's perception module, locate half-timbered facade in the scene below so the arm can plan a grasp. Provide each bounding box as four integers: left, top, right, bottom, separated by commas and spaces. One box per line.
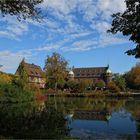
16, 62, 46, 88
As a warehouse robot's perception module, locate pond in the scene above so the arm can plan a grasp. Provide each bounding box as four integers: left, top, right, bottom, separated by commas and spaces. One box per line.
0, 97, 140, 139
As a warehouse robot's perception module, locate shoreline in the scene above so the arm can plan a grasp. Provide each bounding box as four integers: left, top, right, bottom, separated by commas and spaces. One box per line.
45, 92, 140, 98
0, 92, 140, 103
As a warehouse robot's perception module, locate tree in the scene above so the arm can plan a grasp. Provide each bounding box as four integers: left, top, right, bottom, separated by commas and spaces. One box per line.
0, 72, 13, 84
66, 79, 88, 93
108, 0, 140, 58
107, 81, 120, 93
95, 80, 106, 89
113, 74, 126, 91
15, 59, 29, 90
125, 63, 140, 90
66, 80, 79, 93
44, 53, 69, 90
0, 0, 43, 20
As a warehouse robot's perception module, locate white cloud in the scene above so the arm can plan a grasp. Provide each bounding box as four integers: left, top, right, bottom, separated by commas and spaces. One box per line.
94, 22, 111, 33
97, 0, 126, 20
98, 35, 129, 47
34, 44, 60, 51
0, 50, 33, 71
0, 16, 28, 40
0, 51, 23, 70
0, 0, 129, 72
40, 0, 126, 35
61, 35, 129, 52
0, 0, 126, 41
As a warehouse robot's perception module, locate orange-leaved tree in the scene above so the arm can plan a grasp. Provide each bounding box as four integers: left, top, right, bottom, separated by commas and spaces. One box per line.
125, 63, 140, 90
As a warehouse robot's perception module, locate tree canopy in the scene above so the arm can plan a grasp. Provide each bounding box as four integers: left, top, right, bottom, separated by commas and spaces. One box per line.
15, 59, 29, 90
0, 0, 43, 20
44, 52, 69, 90
112, 74, 126, 91
125, 63, 140, 90
0, 71, 13, 84
108, 0, 140, 58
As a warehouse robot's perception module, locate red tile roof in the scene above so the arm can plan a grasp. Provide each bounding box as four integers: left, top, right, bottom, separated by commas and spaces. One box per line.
23, 63, 44, 78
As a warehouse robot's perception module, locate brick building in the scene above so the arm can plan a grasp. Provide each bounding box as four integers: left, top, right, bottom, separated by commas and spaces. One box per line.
69, 66, 112, 85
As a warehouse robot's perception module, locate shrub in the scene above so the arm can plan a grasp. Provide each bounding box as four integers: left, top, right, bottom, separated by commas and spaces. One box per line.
113, 74, 126, 91
107, 82, 120, 93
0, 83, 34, 102
95, 80, 106, 88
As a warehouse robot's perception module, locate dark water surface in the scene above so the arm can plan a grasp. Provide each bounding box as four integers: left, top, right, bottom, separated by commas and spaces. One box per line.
0, 97, 140, 139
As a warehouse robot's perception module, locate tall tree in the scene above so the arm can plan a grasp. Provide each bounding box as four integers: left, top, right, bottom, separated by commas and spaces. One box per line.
113, 74, 126, 91
0, 0, 43, 20
108, 0, 140, 58
125, 63, 140, 90
15, 59, 29, 90
44, 53, 69, 90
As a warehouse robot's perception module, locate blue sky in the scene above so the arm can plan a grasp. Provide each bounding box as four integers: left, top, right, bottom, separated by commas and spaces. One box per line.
0, 0, 139, 74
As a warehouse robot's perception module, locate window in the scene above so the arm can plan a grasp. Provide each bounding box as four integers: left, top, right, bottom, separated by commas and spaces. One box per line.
30, 71, 34, 75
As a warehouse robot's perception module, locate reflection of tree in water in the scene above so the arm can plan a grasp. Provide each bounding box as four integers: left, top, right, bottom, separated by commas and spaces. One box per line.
47, 97, 127, 114
136, 118, 140, 139
125, 99, 140, 139
46, 97, 140, 138
0, 102, 68, 139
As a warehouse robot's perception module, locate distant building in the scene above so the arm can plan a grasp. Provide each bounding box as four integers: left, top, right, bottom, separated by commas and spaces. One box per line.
16, 62, 46, 88
69, 65, 112, 85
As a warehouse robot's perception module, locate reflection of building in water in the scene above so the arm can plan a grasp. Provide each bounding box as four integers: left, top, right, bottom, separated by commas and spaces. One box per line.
73, 109, 111, 121
66, 109, 112, 122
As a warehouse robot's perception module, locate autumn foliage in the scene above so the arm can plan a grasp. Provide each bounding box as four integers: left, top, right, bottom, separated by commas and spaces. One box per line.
107, 82, 120, 93
125, 64, 140, 90
0, 72, 13, 84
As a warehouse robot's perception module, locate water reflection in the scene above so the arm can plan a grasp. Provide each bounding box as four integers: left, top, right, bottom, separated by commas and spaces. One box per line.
46, 97, 140, 139
0, 97, 140, 139
0, 101, 68, 139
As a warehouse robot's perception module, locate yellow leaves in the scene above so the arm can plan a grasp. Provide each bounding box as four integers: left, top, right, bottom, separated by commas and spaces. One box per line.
0, 72, 13, 84
126, 64, 140, 89
107, 82, 120, 93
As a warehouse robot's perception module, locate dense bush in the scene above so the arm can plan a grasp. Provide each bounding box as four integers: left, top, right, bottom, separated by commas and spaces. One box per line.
0, 83, 34, 102
65, 80, 90, 93
107, 82, 120, 93
95, 80, 106, 88
113, 74, 126, 91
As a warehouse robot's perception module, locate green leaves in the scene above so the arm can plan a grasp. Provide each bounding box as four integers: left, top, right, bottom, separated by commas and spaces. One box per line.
0, 0, 43, 20
109, 0, 140, 58
44, 52, 69, 90
113, 74, 126, 91
15, 59, 29, 90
